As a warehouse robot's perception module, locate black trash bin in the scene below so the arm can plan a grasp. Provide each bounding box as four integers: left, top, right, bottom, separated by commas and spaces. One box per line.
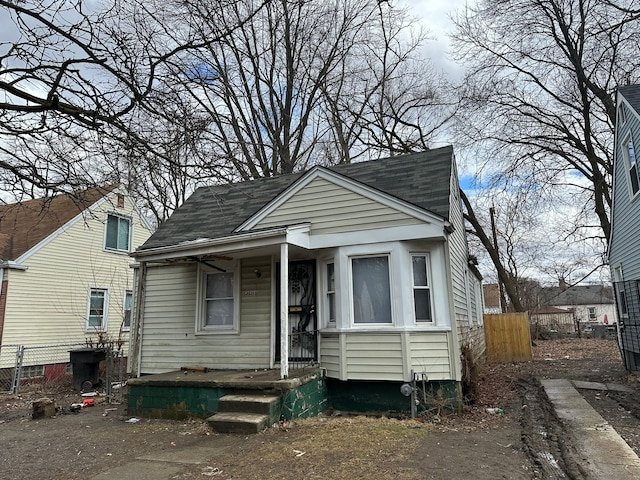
69, 348, 106, 391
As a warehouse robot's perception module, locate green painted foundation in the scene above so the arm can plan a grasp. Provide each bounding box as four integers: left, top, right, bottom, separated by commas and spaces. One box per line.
128, 384, 233, 419
127, 372, 461, 420
326, 378, 462, 414
281, 374, 329, 420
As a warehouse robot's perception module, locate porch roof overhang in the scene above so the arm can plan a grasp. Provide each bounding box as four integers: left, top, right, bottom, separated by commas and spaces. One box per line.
132, 223, 311, 262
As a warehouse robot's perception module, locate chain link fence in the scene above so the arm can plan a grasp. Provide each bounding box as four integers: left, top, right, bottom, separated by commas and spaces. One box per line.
0, 342, 128, 402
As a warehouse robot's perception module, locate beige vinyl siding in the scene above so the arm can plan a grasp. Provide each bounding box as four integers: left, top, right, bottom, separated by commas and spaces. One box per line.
409, 332, 452, 379
255, 178, 421, 234
345, 333, 404, 380
139, 257, 272, 374
0, 194, 150, 367
319, 334, 340, 378
319, 331, 454, 382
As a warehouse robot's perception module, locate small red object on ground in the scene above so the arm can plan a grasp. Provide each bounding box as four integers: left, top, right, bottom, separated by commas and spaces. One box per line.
82, 399, 95, 407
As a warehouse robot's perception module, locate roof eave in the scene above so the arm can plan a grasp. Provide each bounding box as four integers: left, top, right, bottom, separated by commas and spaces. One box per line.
133, 224, 311, 262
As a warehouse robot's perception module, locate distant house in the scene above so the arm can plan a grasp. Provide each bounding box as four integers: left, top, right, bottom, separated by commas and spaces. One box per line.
129, 147, 485, 416
609, 84, 640, 370
542, 284, 617, 327
0, 185, 152, 381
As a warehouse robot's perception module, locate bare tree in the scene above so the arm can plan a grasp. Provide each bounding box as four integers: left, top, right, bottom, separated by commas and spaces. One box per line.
150, 0, 453, 182
0, 0, 267, 199
452, 0, 640, 242
452, 0, 640, 308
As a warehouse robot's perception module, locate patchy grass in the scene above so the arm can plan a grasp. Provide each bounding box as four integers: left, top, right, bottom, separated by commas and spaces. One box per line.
207, 416, 433, 480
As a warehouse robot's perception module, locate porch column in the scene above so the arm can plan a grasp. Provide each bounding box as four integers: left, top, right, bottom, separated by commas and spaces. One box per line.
280, 242, 289, 379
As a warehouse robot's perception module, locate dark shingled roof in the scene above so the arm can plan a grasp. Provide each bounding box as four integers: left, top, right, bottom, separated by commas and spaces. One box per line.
619, 85, 640, 117
139, 146, 454, 251
0, 184, 120, 261
544, 285, 614, 306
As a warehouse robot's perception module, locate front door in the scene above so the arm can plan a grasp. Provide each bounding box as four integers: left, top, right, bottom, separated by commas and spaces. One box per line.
275, 260, 317, 363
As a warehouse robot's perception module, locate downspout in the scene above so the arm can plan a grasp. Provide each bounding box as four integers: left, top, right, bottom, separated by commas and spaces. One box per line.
280, 243, 289, 379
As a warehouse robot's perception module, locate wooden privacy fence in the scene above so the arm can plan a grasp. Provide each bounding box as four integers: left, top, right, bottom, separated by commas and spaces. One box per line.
484, 312, 533, 363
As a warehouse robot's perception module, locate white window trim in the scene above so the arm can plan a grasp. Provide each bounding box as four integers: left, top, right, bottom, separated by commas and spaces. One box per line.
475, 281, 484, 325
104, 212, 133, 254
195, 263, 240, 335
349, 253, 394, 327
622, 133, 640, 199
86, 287, 109, 332
121, 289, 133, 332
411, 253, 433, 324
321, 259, 336, 327
464, 269, 473, 327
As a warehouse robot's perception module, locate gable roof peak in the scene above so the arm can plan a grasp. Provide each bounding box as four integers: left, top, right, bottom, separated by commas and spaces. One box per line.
0, 183, 121, 261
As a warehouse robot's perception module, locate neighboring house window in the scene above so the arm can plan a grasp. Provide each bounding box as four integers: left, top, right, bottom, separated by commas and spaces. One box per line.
624, 136, 640, 196
411, 254, 432, 322
588, 307, 596, 320
87, 288, 108, 331
199, 270, 236, 332
326, 262, 336, 325
619, 104, 627, 125
122, 290, 133, 331
105, 214, 131, 252
21, 365, 44, 378
351, 255, 392, 324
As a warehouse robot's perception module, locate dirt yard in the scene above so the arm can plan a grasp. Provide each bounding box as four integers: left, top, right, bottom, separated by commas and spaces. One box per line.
1, 337, 638, 480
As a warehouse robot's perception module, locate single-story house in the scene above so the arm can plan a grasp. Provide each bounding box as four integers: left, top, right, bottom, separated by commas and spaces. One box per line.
127, 147, 485, 424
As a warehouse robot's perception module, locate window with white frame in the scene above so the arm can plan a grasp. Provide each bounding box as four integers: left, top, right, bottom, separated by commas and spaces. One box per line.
588, 307, 596, 320
475, 281, 484, 325
411, 254, 432, 322
105, 214, 131, 252
199, 270, 236, 331
326, 262, 336, 325
87, 288, 108, 331
351, 255, 392, 324
619, 104, 627, 126
623, 135, 640, 196
122, 290, 133, 331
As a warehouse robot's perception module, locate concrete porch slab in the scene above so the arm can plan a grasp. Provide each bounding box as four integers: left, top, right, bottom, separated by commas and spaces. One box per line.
128, 367, 321, 392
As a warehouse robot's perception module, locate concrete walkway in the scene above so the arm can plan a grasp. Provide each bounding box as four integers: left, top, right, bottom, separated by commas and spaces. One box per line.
90, 438, 241, 480
542, 379, 640, 479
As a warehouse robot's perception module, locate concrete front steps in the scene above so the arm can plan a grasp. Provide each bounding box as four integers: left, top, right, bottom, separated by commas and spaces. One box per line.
207, 394, 281, 434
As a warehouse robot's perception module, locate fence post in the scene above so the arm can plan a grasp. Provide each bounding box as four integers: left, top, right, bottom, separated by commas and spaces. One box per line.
11, 345, 24, 394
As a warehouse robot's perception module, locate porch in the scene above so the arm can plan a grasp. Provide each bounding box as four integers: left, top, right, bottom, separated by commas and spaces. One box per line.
127, 367, 329, 426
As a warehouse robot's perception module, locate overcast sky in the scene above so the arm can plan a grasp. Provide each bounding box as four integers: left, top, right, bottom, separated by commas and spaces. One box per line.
400, 0, 467, 80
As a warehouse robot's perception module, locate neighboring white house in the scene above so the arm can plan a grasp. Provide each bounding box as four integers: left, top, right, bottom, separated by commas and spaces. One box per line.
130, 147, 485, 412
609, 84, 640, 370
543, 285, 618, 327
0, 185, 152, 380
